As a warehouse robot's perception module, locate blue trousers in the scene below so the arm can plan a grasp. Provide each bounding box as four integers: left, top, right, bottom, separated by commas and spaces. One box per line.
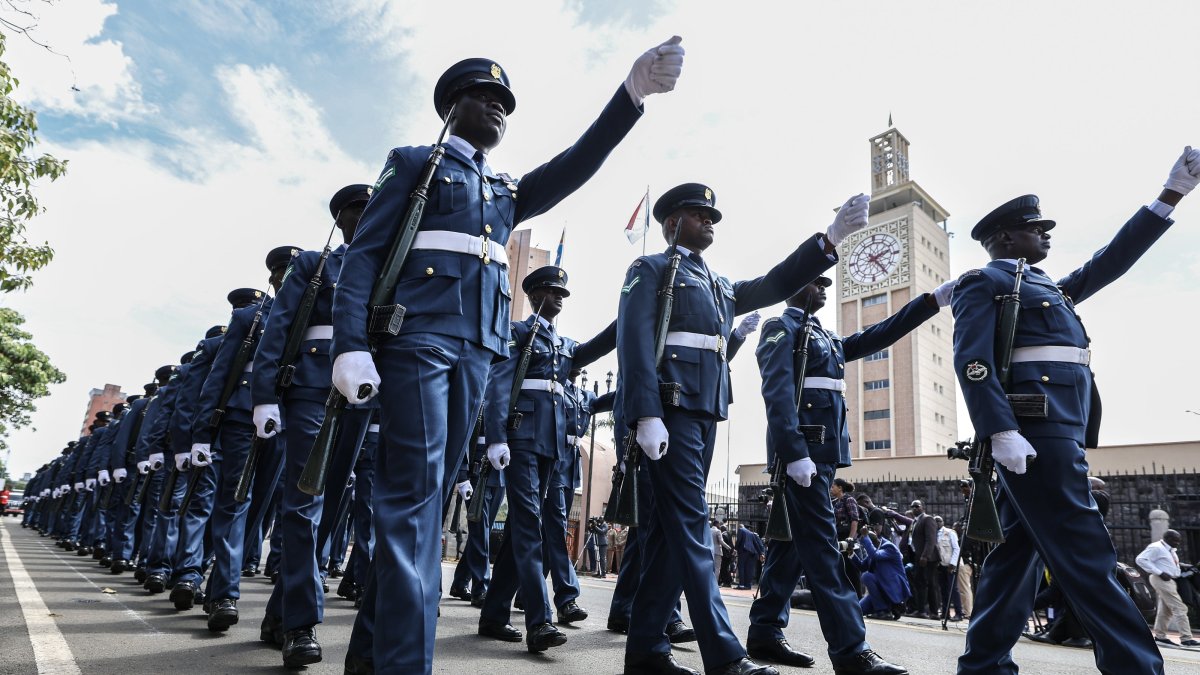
105, 476, 136, 556
265, 396, 370, 632
958, 437, 1163, 675
171, 461, 218, 586
609, 523, 685, 626
146, 466, 187, 577
748, 463, 867, 657
627, 407, 744, 670
201, 420, 262, 600
315, 413, 368, 572
542, 484, 581, 609
348, 334, 490, 675
451, 479, 502, 596
241, 438, 284, 573
348, 427, 378, 586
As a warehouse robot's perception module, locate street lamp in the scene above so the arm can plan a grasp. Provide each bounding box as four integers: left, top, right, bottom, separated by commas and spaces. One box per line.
582, 369, 613, 537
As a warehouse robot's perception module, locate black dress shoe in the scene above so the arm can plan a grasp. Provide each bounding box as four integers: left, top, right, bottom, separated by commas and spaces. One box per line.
344, 652, 374, 675
478, 620, 523, 642
92, 547, 105, 559
134, 567, 147, 583
110, 559, 127, 574
513, 595, 525, 611
558, 601, 588, 623
831, 649, 908, 675
282, 626, 322, 668
471, 592, 486, 608
208, 598, 238, 631
1060, 637, 1093, 649
448, 585, 472, 601
144, 574, 166, 594
270, 572, 280, 585
170, 580, 197, 610
260, 614, 284, 647
99, 556, 112, 567
242, 565, 258, 577
667, 621, 697, 644
76, 546, 91, 556
329, 567, 343, 578
338, 578, 361, 600
526, 623, 567, 653
608, 616, 630, 634
1022, 631, 1057, 645
624, 652, 701, 675
708, 658, 778, 675
747, 638, 815, 667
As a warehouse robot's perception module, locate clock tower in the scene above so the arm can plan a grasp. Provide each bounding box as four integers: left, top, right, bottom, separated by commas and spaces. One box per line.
836, 126, 958, 458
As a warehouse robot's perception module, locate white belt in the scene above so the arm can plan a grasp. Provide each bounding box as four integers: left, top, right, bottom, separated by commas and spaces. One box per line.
566, 435, 579, 446
304, 325, 333, 341
368, 424, 381, 433
412, 230, 509, 265
243, 362, 253, 373
665, 331, 726, 356
1011, 346, 1091, 366
521, 379, 564, 396
476, 436, 486, 445
803, 377, 846, 392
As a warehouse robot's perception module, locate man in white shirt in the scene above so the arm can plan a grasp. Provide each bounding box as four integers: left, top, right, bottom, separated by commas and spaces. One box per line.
934, 516, 963, 620
1136, 530, 1198, 647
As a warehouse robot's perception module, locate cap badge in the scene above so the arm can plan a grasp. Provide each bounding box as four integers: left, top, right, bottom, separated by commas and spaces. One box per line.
704, 188, 712, 201
558, 270, 565, 278
254, 290, 263, 298
490, 63, 501, 79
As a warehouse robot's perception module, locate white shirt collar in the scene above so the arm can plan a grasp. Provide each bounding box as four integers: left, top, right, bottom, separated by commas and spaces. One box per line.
444, 135, 486, 168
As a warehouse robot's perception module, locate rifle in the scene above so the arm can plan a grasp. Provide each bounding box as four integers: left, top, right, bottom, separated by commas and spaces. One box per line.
276, 228, 335, 393
121, 402, 152, 507
961, 258, 1027, 544
133, 465, 153, 506
298, 105, 457, 497
764, 297, 818, 542
463, 404, 487, 523
183, 295, 270, 512
467, 299, 547, 522
233, 422, 273, 504
608, 225, 683, 526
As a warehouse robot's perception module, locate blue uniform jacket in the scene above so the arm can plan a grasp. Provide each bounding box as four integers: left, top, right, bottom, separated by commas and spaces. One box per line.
89, 423, 118, 475
109, 397, 151, 469
737, 526, 764, 557
67, 434, 89, 482
142, 369, 189, 458
193, 300, 271, 445
757, 295, 939, 467
560, 387, 617, 490
617, 236, 836, 425
135, 378, 181, 462
253, 246, 376, 409
170, 336, 223, 454
332, 86, 643, 361
952, 206, 1171, 444
484, 318, 616, 459
852, 535, 910, 604
80, 426, 110, 477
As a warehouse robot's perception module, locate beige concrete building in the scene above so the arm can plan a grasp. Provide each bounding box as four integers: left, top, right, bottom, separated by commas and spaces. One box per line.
505, 228, 551, 320
837, 126, 958, 459
79, 384, 127, 437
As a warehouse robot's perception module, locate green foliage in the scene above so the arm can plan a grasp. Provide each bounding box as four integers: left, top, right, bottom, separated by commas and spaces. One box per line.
0, 307, 65, 452
0, 32, 67, 293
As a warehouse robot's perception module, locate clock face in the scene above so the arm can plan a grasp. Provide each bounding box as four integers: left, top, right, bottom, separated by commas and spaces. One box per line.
848, 233, 902, 284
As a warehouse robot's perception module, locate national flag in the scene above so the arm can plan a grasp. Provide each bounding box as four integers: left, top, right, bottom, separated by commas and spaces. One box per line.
624, 190, 649, 244
554, 227, 565, 266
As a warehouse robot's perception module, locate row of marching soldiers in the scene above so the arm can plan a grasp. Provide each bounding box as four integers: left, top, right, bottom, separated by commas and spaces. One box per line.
20, 183, 380, 649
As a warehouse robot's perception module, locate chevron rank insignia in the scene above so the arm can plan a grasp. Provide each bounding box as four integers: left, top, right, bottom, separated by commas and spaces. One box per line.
765, 330, 786, 344
374, 166, 396, 191
621, 275, 641, 294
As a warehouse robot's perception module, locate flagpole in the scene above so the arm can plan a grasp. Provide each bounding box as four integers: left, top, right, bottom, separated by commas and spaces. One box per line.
642, 185, 649, 256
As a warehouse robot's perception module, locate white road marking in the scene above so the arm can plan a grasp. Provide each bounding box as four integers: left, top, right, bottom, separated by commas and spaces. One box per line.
1, 521, 82, 675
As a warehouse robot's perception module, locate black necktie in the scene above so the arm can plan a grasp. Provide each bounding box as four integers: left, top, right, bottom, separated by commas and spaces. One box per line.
473, 151, 485, 174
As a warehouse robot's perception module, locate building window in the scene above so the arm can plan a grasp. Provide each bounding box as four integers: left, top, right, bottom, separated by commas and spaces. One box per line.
865, 440, 891, 451
865, 349, 889, 362
863, 293, 887, 307
864, 409, 891, 421
864, 379, 890, 391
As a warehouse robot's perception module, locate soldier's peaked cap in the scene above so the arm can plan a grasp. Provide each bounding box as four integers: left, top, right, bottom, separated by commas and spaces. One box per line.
814, 276, 833, 288
265, 246, 301, 272
205, 325, 226, 339
154, 365, 177, 381
653, 183, 722, 225
227, 288, 265, 307
522, 265, 570, 297
330, 184, 371, 219
434, 58, 515, 120
971, 194, 1056, 241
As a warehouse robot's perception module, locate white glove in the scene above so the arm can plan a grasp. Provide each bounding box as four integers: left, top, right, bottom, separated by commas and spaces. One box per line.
113, 467, 128, 483
624, 36, 684, 106
486, 443, 511, 470
825, 193, 871, 247
636, 417, 669, 460
97, 470, 111, 487
991, 430, 1037, 475
456, 480, 474, 501
51, 488, 60, 499
174, 452, 190, 472
733, 311, 761, 339
136, 460, 151, 475
786, 457, 818, 488
933, 279, 956, 307
61, 483, 69, 493
76, 481, 86, 492
43, 488, 51, 498
149, 452, 164, 471
191, 443, 212, 467
332, 351, 381, 404
1163, 145, 1200, 196
252, 404, 281, 439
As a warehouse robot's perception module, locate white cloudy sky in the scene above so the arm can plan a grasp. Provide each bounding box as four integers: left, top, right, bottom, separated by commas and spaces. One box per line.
3, 0, 1199, 484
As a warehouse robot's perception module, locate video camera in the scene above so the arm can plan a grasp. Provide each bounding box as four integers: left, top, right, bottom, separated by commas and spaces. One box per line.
946, 440, 973, 462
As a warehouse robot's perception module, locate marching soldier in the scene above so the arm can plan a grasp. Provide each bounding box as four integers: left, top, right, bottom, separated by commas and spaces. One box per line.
334, 40, 685, 674
478, 266, 615, 651
746, 275, 945, 673
615, 183, 868, 675
106, 382, 160, 573
449, 432, 504, 607
954, 147, 1200, 675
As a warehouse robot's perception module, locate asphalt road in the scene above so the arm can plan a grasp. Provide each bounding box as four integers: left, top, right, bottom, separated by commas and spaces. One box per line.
4, 518, 1200, 674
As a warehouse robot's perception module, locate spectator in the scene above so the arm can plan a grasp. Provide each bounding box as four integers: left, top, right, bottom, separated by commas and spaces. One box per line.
935, 515, 964, 620
594, 518, 610, 577
609, 524, 626, 574
909, 500, 941, 618
859, 494, 913, 543
582, 525, 597, 573
1136, 529, 1200, 647
853, 531, 910, 619
711, 520, 730, 580
831, 478, 861, 540
735, 524, 764, 590
718, 525, 735, 587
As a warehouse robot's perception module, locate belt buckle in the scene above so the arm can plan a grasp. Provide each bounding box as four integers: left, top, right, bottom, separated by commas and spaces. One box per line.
479, 234, 490, 265
716, 334, 726, 360
1083, 347, 1092, 366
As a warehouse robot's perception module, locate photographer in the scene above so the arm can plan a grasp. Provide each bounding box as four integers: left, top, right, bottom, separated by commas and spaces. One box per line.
853, 531, 910, 620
